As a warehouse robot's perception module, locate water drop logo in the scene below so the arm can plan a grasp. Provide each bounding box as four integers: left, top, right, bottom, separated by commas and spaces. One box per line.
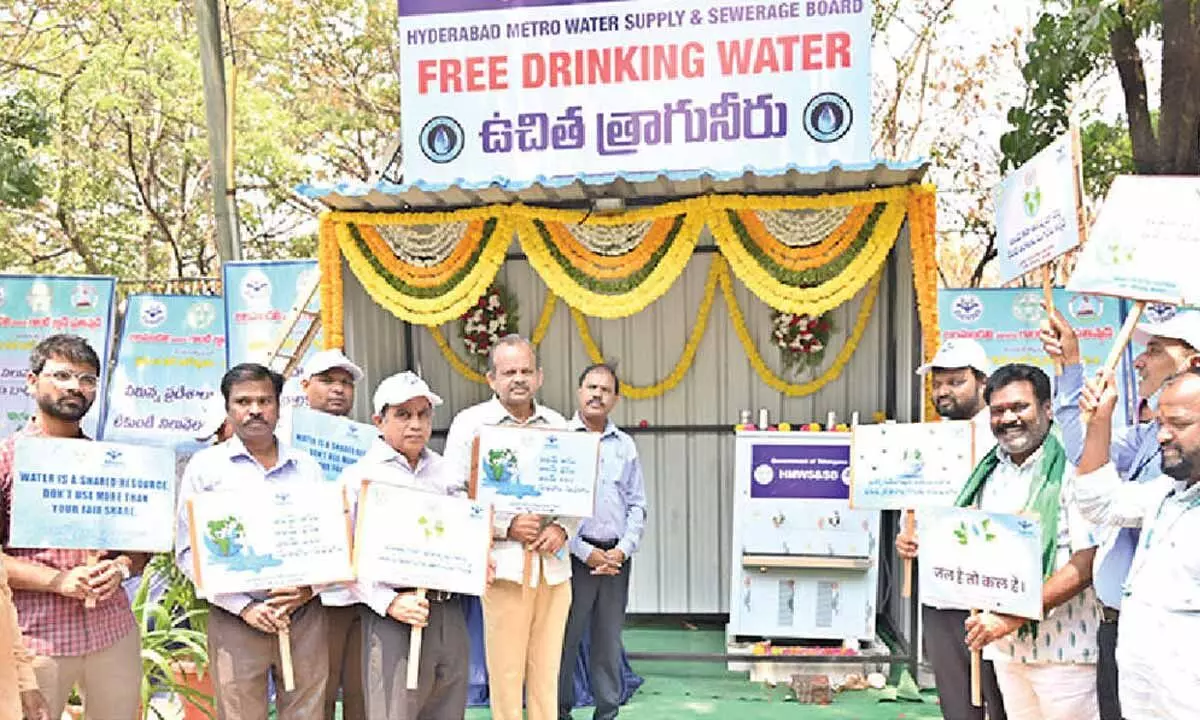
419, 116, 465, 164
803, 93, 852, 143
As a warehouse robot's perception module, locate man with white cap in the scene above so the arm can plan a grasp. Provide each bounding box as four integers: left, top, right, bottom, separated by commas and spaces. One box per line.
896, 338, 1005, 720
338, 372, 471, 720
284, 348, 368, 720
1041, 307, 1200, 720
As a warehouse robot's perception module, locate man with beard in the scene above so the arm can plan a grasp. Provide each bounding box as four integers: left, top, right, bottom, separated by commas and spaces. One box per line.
443, 335, 577, 720
1041, 308, 1200, 720
0, 335, 146, 719
1075, 367, 1200, 720
904, 364, 1101, 719
897, 339, 1005, 720
289, 349, 369, 720
176, 363, 328, 720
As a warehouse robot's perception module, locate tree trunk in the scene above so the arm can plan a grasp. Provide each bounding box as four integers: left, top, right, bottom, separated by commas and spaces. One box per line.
1157, 0, 1200, 174
1108, 10, 1160, 173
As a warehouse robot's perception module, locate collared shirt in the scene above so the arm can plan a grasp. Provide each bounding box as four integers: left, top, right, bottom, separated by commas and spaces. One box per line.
566, 415, 647, 562
443, 396, 577, 587
1075, 462, 1200, 719
0, 554, 37, 720
174, 434, 325, 616
0, 423, 135, 656
976, 445, 1101, 665
337, 439, 461, 615
1055, 362, 1161, 609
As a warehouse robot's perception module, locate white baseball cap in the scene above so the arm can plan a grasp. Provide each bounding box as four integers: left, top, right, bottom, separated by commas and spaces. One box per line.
301, 348, 364, 382
1132, 310, 1200, 351
916, 339, 993, 376
372, 372, 444, 415
195, 396, 229, 441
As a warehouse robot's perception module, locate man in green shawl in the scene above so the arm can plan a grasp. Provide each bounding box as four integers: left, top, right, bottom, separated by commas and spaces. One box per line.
957, 364, 1102, 720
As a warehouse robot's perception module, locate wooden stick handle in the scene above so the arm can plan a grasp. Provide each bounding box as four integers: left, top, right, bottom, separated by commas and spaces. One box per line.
406, 588, 427, 690
970, 610, 982, 707
84, 551, 101, 609
279, 629, 295, 692
901, 510, 915, 598
1082, 301, 1145, 425
1042, 266, 1062, 375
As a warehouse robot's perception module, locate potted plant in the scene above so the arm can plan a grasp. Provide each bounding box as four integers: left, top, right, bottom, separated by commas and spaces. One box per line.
133, 554, 213, 720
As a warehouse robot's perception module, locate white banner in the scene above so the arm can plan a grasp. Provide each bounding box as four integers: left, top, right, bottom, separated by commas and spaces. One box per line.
397, 0, 872, 187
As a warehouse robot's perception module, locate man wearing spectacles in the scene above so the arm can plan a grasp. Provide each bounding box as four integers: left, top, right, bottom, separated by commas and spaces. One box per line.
0, 334, 147, 719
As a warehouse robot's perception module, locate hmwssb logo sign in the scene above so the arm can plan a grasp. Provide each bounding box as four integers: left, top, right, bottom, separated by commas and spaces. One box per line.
802, 93, 852, 144
951, 294, 984, 323
420, 116, 465, 164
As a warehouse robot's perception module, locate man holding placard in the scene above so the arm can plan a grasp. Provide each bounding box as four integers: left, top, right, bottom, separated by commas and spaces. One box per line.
1075, 366, 1200, 720
443, 335, 576, 720
899, 339, 1006, 720
175, 363, 329, 720
291, 349, 369, 720
901, 364, 1101, 718
340, 371, 473, 720
0, 335, 145, 719
559, 364, 647, 720
1041, 308, 1200, 719
951, 365, 1100, 719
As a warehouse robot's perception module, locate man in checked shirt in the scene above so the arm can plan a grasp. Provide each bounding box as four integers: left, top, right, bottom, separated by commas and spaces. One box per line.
0, 335, 147, 719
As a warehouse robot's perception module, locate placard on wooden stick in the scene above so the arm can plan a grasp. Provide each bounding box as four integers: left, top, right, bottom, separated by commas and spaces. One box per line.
850, 421, 977, 598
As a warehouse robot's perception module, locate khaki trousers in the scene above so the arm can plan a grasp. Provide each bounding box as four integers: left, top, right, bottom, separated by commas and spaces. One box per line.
483, 576, 572, 720
324, 605, 365, 720
30, 626, 140, 720
208, 600, 329, 720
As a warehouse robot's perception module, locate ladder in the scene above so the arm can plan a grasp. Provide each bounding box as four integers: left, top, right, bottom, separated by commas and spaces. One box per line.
261, 273, 321, 378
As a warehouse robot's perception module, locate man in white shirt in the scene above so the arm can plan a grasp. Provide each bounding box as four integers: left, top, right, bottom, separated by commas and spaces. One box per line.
1074, 366, 1200, 720
443, 335, 578, 720
899, 338, 1004, 720
289, 349, 368, 720
340, 372, 470, 720
175, 363, 329, 720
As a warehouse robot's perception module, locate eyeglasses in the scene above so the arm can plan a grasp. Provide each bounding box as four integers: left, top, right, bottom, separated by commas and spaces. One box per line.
41, 370, 99, 390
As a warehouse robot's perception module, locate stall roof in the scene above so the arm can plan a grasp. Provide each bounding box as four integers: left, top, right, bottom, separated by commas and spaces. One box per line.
297, 159, 929, 213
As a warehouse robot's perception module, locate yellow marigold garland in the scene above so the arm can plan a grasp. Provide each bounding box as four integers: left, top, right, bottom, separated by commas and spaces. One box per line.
705, 188, 909, 316
318, 213, 344, 349
329, 208, 513, 326
719, 256, 884, 396
907, 185, 941, 419
511, 199, 704, 318
570, 256, 722, 400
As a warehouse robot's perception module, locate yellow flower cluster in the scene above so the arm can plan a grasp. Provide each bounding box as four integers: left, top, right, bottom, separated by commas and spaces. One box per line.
906, 186, 941, 419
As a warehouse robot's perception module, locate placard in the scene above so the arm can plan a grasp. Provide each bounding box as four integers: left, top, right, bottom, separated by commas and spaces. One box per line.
1067, 175, 1200, 306
103, 294, 226, 448
916, 507, 1044, 620
289, 407, 376, 482
188, 482, 353, 596
473, 426, 599, 517
354, 481, 491, 596
0, 274, 115, 438
994, 132, 1080, 284
938, 287, 1136, 428
9, 437, 176, 552
849, 421, 976, 510
222, 260, 320, 410
396, 0, 872, 187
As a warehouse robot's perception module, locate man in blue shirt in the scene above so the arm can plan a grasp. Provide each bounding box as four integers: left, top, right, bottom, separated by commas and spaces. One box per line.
1041, 307, 1200, 720
558, 364, 647, 720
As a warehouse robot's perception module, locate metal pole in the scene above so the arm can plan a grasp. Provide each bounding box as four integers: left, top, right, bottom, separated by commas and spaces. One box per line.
195, 0, 241, 261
